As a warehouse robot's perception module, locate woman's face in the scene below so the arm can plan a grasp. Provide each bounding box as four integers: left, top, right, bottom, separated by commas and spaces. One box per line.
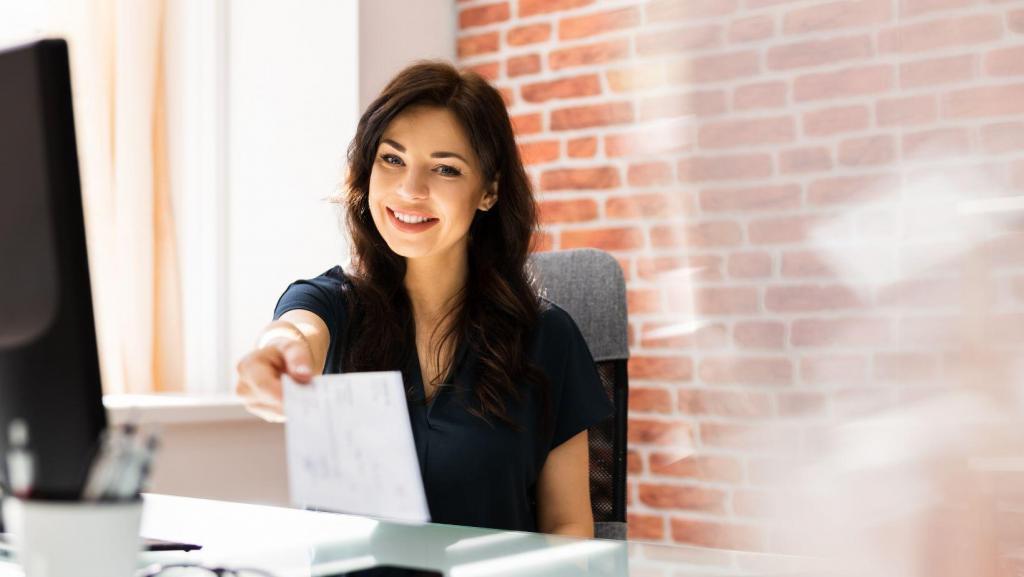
368, 105, 496, 264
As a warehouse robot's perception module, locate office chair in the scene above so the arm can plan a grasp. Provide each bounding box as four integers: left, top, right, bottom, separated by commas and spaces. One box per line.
529, 248, 630, 540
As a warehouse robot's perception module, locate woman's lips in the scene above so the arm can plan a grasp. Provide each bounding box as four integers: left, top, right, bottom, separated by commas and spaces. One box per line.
387, 207, 439, 234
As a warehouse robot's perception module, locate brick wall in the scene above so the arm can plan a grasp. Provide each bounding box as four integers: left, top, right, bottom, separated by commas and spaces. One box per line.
456, 0, 1024, 552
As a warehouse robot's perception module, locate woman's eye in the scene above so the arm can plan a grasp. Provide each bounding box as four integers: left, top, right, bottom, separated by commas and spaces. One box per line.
436, 165, 462, 177
380, 154, 403, 166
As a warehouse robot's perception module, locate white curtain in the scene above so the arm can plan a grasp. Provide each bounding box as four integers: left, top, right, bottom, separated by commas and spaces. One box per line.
48, 0, 184, 394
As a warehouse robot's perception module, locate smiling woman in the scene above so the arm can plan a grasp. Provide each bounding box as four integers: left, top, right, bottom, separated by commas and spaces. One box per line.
235, 62, 611, 537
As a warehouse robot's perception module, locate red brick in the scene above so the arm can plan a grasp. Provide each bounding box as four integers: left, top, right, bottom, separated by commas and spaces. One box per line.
521, 75, 600, 103
627, 163, 673, 187
457, 32, 500, 58
550, 39, 630, 70
874, 353, 938, 382
689, 287, 759, 315
550, 102, 634, 130
677, 154, 773, 182
791, 318, 891, 347
800, 355, 868, 384
561, 226, 643, 251
518, 0, 593, 17
645, 0, 738, 21
459, 2, 509, 29
981, 122, 1024, 154
727, 252, 773, 278
783, 0, 891, 34
699, 422, 789, 452
627, 513, 665, 540
985, 46, 1024, 76
537, 198, 597, 224
876, 277, 962, 309
690, 50, 760, 83
782, 250, 836, 277
506, 23, 550, 46
748, 215, 847, 244
802, 105, 871, 137
1012, 10, 1024, 35
698, 116, 796, 149
728, 15, 774, 43
465, 61, 500, 81
640, 321, 695, 349
699, 357, 793, 385
747, 0, 807, 7
606, 192, 689, 219
567, 136, 597, 158
680, 389, 774, 418
734, 321, 784, 348
518, 140, 560, 166
900, 0, 977, 17
765, 285, 865, 312
497, 87, 514, 106
766, 35, 871, 70
879, 15, 1002, 54
778, 391, 829, 419
700, 184, 800, 213
627, 288, 662, 314
838, 134, 896, 166
900, 54, 976, 88
630, 418, 693, 445
808, 173, 899, 205
531, 231, 555, 252
734, 81, 787, 110
640, 90, 727, 120
733, 490, 779, 518
507, 54, 540, 77
558, 7, 640, 40
540, 166, 620, 190
636, 24, 721, 56
629, 387, 672, 413
604, 124, 692, 158
901, 127, 972, 161
637, 255, 723, 283
671, 518, 766, 551
648, 453, 743, 482
877, 95, 939, 126
650, 221, 743, 248
794, 65, 894, 101
639, 483, 726, 513
510, 113, 542, 136
780, 147, 832, 173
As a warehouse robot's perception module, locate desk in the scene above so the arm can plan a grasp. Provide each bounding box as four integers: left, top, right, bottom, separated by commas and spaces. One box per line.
127, 494, 819, 576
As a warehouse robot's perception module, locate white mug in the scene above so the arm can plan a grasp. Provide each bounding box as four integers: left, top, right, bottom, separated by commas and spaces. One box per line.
2, 498, 143, 577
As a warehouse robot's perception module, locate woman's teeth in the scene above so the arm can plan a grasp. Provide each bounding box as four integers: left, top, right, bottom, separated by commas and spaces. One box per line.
393, 210, 433, 224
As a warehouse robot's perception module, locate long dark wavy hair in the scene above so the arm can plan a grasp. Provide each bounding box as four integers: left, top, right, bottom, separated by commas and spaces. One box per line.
342, 61, 547, 429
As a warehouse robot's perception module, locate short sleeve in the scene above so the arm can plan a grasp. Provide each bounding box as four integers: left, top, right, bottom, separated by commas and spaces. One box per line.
541, 303, 614, 450
272, 266, 350, 350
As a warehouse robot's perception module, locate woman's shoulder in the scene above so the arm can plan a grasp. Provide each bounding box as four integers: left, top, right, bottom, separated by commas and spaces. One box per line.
536, 298, 584, 343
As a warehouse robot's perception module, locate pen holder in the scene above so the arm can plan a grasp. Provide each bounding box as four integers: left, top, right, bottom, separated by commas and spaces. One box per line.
2, 497, 143, 577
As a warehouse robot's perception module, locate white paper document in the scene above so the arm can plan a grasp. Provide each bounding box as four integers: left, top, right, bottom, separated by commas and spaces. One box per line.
283, 371, 430, 523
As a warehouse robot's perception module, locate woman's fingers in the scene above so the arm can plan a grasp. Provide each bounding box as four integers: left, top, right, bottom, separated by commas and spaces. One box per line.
280, 339, 314, 383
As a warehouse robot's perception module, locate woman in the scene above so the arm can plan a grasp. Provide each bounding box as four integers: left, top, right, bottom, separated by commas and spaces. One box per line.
235, 62, 611, 537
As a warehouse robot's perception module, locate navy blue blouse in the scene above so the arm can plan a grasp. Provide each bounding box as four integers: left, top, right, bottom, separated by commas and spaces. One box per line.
273, 266, 612, 532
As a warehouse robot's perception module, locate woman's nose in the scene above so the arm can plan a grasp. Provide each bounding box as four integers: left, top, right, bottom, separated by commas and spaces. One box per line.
398, 170, 429, 200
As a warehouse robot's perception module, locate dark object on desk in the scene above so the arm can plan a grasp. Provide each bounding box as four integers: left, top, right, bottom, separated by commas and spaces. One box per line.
333, 566, 443, 577
530, 249, 630, 540
0, 38, 107, 504
0, 533, 201, 553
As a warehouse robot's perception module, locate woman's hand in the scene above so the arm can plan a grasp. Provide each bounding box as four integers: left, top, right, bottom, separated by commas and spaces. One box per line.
235, 312, 330, 422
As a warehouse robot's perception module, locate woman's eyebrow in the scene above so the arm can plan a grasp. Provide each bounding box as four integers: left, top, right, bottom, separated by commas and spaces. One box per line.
381, 138, 469, 164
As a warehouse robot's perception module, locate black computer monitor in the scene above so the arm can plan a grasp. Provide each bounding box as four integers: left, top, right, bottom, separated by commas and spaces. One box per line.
0, 39, 106, 501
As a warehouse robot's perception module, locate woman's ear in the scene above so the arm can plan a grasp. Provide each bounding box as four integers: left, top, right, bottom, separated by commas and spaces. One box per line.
479, 179, 498, 211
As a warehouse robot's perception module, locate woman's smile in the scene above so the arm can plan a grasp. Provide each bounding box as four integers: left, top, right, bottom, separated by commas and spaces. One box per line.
387, 206, 440, 233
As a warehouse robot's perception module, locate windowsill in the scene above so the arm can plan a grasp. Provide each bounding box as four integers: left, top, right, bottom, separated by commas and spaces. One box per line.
103, 394, 265, 425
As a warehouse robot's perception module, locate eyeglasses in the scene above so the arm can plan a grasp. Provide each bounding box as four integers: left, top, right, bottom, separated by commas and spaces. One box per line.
137, 563, 278, 577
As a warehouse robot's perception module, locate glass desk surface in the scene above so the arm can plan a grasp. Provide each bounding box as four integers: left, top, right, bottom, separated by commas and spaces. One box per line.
0, 494, 825, 576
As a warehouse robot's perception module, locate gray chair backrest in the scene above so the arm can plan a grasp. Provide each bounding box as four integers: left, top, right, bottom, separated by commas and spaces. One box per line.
529, 248, 630, 541
529, 249, 629, 363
